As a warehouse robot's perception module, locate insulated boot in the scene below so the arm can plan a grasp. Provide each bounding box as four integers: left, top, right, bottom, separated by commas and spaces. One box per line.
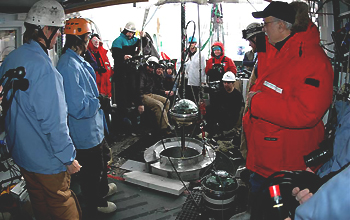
97, 201, 117, 214
103, 183, 117, 198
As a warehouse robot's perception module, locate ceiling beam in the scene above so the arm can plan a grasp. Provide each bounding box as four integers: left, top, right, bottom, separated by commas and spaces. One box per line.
65, 0, 148, 14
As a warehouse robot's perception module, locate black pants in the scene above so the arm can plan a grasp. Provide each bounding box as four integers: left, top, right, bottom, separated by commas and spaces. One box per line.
75, 139, 110, 218
205, 105, 235, 135
113, 69, 138, 117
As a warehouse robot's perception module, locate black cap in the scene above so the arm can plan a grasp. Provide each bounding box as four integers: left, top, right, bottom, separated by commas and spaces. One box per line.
252, 1, 296, 24
91, 33, 100, 40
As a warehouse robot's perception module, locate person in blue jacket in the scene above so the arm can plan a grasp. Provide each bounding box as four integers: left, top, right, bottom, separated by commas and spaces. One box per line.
317, 100, 350, 177
0, 1, 81, 219
285, 164, 350, 220
285, 93, 350, 220
56, 18, 117, 218
284, 95, 350, 220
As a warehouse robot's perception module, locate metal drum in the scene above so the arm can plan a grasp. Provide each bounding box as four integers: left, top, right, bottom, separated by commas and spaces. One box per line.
201, 170, 239, 211
144, 137, 216, 181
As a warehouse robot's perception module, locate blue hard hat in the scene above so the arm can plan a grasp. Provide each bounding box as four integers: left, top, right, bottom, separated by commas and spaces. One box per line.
188, 36, 197, 43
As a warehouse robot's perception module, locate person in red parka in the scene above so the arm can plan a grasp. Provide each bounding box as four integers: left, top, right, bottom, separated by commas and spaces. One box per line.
205, 41, 237, 82
87, 34, 114, 97
243, 1, 333, 193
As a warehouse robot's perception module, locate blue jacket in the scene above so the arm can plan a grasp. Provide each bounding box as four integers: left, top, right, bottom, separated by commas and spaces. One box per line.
111, 33, 140, 71
0, 40, 75, 174
56, 49, 104, 149
317, 100, 350, 177
112, 32, 139, 49
295, 166, 350, 220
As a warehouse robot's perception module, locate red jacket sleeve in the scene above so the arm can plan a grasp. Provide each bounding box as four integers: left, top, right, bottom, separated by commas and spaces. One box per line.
226, 57, 237, 74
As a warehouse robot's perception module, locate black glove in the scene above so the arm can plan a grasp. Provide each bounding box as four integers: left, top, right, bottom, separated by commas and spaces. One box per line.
98, 94, 111, 112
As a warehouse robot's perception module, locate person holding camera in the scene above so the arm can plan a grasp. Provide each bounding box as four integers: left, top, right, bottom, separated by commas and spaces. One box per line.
204, 72, 244, 138
111, 22, 147, 122
283, 164, 350, 220
57, 18, 117, 218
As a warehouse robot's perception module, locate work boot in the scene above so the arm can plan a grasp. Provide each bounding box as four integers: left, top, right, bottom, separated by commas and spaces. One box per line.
97, 201, 117, 214
103, 183, 117, 198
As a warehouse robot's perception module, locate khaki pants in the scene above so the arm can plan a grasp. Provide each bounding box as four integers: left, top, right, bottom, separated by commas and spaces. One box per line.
20, 168, 81, 220
143, 93, 170, 130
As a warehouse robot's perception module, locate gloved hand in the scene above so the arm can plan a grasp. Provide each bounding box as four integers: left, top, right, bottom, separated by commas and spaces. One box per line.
98, 94, 111, 112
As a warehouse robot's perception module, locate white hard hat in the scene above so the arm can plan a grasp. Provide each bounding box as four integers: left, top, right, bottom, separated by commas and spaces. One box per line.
25, 0, 65, 27
124, 22, 137, 32
222, 71, 236, 82
243, 22, 264, 40
146, 56, 159, 68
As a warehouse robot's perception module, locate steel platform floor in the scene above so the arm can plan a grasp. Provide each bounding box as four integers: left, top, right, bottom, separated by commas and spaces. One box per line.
74, 178, 188, 220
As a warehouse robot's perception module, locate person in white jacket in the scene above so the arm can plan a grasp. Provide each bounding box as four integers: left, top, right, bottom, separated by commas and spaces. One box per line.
185, 36, 206, 103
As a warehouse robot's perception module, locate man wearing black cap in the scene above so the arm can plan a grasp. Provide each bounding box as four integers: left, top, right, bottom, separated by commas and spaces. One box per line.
234, 1, 334, 219
252, 1, 296, 46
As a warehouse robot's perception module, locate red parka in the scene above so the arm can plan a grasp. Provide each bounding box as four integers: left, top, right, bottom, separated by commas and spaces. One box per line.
243, 22, 334, 178
205, 42, 237, 77
87, 40, 114, 97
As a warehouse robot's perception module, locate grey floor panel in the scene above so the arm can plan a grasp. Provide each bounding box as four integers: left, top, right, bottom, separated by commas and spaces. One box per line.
99, 178, 187, 220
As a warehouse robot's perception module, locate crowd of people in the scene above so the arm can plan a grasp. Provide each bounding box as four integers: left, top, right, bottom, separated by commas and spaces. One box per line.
0, 0, 348, 220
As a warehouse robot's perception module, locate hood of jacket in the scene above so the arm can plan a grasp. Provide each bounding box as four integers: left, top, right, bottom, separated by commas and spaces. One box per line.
291, 21, 320, 57
88, 40, 106, 54
272, 21, 320, 58
210, 41, 225, 59
262, 21, 321, 66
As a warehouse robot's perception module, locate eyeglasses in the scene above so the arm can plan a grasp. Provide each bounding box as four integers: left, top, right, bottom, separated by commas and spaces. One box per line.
263, 20, 278, 27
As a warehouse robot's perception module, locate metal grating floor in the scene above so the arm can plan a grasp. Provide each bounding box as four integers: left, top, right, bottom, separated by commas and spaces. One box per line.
175, 187, 248, 220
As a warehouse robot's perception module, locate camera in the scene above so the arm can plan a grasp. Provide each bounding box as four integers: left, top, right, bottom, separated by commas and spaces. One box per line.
125, 55, 143, 71
304, 146, 333, 167
207, 80, 221, 93
237, 69, 252, 79
261, 170, 322, 220
304, 127, 335, 167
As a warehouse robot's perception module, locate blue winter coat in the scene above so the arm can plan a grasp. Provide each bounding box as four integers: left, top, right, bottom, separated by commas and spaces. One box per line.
295, 166, 350, 220
0, 40, 75, 174
57, 49, 104, 149
317, 100, 350, 177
